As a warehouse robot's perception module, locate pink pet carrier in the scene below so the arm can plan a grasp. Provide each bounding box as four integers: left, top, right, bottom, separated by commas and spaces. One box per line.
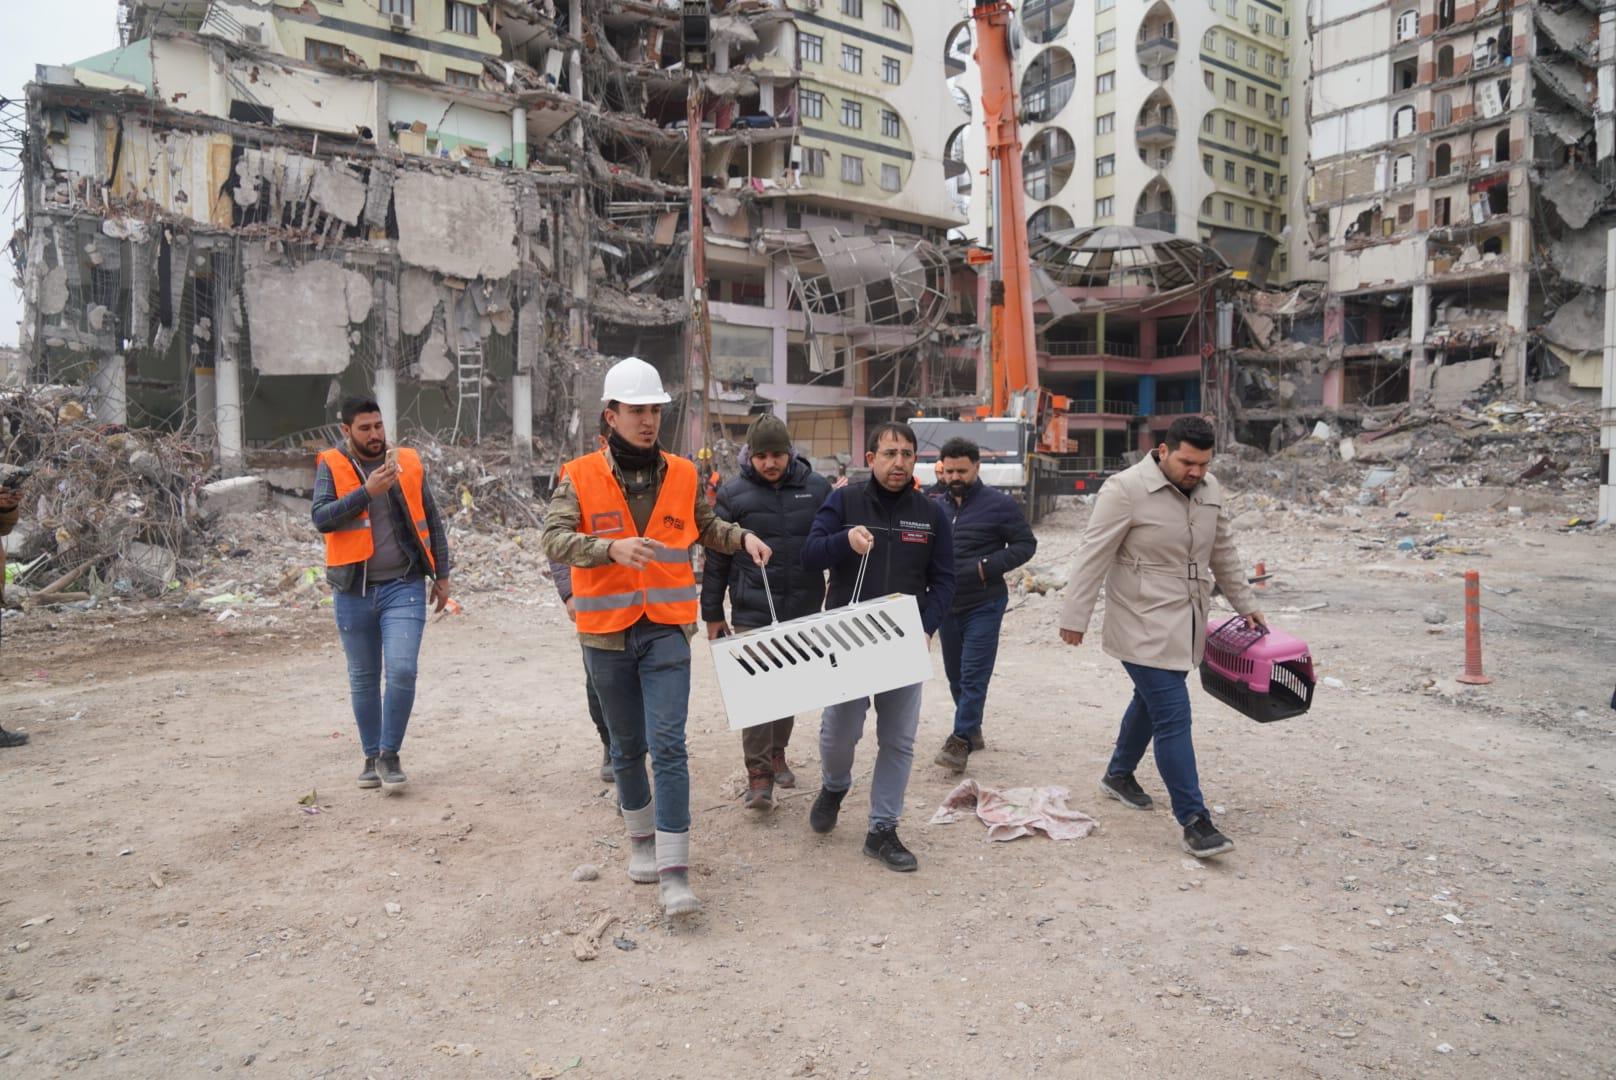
1200, 616, 1315, 723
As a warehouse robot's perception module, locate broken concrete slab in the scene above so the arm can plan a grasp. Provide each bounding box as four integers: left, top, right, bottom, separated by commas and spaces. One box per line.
417, 323, 453, 382
310, 163, 367, 226
400, 268, 440, 336
1540, 291, 1603, 354
1539, 169, 1603, 231
242, 261, 371, 376
393, 173, 519, 281
1393, 486, 1565, 515
201, 475, 269, 515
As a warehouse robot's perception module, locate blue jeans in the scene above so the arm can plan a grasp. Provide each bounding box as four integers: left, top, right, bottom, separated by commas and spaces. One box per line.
583, 622, 693, 833
939, 594, 1009, 743
1109, 662, 1207, 825
333, 577, 427, 757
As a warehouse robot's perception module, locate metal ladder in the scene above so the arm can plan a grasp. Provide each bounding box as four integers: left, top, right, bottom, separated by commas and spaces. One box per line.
454, 344, 484, 442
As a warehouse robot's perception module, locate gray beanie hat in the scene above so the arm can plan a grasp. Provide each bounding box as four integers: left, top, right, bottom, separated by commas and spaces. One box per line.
745, 413, 792, 456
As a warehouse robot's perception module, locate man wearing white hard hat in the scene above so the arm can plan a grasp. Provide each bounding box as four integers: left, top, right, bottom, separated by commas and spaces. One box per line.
543, 357, 772, 916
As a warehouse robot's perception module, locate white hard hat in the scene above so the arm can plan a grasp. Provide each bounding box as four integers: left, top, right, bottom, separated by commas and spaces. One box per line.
601, 356, 671, 405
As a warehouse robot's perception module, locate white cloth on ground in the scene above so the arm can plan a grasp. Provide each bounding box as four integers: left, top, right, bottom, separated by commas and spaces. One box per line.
929, 780, 1098, 841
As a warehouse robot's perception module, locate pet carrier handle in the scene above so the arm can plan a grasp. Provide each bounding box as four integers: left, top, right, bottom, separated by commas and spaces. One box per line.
760, 562, 779, 626
850, 547, 872, 604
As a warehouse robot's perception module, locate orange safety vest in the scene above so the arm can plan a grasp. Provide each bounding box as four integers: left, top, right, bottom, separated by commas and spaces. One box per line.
566, 449, 699, 634
319, 447, 437, 575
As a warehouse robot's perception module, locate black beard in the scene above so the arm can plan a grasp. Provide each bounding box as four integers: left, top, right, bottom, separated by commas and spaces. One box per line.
947, 480, 969, 496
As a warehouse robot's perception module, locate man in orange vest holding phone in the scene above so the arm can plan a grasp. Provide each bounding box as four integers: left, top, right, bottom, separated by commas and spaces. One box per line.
543, 358, 771, 917
312, 396, 452, 795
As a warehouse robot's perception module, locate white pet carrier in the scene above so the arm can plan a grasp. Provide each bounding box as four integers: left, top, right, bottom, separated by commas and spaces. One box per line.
709, 551, 934, 731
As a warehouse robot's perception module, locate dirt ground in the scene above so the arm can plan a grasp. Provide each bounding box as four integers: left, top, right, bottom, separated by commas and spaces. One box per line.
1, 502, 1613, 1079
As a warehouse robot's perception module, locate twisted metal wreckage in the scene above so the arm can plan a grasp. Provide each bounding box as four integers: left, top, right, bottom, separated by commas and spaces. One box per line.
7, 0, 962, 479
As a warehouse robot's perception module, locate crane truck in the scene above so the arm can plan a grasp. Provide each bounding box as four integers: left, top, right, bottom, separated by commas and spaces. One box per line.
912, 0, 1100, 524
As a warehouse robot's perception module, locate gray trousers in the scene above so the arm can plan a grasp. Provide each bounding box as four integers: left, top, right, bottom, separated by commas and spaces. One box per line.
819, 682, 924, 831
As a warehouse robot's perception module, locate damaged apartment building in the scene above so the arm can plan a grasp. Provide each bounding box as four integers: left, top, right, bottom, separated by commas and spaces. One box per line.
10, 0, 975, 475
1301, 0, 1615, 412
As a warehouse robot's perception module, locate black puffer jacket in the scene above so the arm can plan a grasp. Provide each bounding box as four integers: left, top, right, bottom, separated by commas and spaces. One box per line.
932, 478, 1037, 612
701, 456, 832, 628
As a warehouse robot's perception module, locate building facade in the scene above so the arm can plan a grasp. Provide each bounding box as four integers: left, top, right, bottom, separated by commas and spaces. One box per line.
15, 0, 974, 474
1304, 0, 1609, 408
952, 0, 1311, 285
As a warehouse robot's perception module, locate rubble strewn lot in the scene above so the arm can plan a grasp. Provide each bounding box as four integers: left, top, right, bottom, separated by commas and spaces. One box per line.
1, 449, 1611, 1076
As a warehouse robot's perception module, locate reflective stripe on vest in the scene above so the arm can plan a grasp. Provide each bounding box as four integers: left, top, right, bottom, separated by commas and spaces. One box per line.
319, 447, 437, 575
565, 450, 700, 634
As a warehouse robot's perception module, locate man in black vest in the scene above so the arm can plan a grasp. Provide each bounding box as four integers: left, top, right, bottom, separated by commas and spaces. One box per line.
802, 421, 955, 871
704, 415, 833, 810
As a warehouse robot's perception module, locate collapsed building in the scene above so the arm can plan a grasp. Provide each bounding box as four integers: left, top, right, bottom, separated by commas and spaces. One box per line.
1301, 0, 1615, 411
9, 0, 975, 479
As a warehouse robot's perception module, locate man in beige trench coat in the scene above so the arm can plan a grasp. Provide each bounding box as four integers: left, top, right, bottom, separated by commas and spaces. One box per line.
1058, 415, 1263, 858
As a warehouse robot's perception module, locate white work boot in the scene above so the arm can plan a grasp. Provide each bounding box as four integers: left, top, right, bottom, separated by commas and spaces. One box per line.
621, 803, 658, 884
656, 830, 702, 917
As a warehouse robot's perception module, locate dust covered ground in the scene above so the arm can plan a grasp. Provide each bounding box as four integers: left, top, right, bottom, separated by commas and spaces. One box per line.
1, 503, 1613, 1079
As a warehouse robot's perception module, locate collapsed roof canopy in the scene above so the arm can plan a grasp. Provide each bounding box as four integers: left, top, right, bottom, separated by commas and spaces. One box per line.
1029, 225, 1227, 291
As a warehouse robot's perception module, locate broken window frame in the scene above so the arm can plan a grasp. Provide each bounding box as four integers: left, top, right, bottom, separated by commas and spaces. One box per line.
305, 38, 345, 64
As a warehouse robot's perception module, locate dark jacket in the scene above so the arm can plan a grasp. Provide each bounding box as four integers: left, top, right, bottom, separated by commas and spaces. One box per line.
703, 456, 832, 628
932, 478, 1037, 612
311, 451, 452, 595
802, 479, 955, 635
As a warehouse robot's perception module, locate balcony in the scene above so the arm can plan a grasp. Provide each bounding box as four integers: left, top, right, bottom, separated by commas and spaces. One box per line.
1135, 210, 1176, 232
1067, 399, 1141, 415
1136, 34, 1179, 66
1023, 72, 1076, 124
1135, 121, 1177, 146
1043, 339, 1142, 358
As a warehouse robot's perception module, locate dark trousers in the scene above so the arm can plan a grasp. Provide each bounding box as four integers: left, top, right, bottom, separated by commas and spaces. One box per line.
582, 647, 610, 749
733, 624, 793, 773
939, 594, 1009, 742
1108, 662, 1208, 826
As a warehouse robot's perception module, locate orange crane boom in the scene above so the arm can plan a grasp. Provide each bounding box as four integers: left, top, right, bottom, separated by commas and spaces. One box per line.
970, 0, 1038, 418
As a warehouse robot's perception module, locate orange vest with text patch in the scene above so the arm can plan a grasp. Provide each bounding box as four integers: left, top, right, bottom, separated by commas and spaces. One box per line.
566, 450, 699, 633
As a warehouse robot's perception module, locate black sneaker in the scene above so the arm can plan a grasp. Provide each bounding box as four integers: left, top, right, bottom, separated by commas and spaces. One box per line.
808, 786, 848, 834
357, 756, 380, 789
934, 735, 970, 773
1182, 815, 1234, 858
0, 725, 29, 748
862, 827, 918, 872
1099, 772, 1153, 811
597, 746, 614, 784
378, 752, 407, 794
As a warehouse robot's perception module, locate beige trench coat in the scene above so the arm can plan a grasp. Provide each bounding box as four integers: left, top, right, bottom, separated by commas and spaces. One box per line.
1059, 453, 1257, 672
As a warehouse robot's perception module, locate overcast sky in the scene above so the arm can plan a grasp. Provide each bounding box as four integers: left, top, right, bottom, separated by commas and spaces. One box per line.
1, 1, 122, 345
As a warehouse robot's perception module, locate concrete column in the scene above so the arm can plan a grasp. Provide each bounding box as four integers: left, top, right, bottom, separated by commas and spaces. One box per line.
1408, 279, 1432, 401
1139, 316, 1158, 361
1506, 189, 1531, 397
1095, 426, 1106, 465
375, 364, 398, 440
215, 353, 245, 476
1600, 227, 1616, 522
195, 366, 217, 439
512, 372, 534, 460
1094, 366, 1107, 412
511, 106, 529, 169
90, 354, 127, 425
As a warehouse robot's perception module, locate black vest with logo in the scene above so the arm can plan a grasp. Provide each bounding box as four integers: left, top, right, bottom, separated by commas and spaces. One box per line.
826, 479, 941, 609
